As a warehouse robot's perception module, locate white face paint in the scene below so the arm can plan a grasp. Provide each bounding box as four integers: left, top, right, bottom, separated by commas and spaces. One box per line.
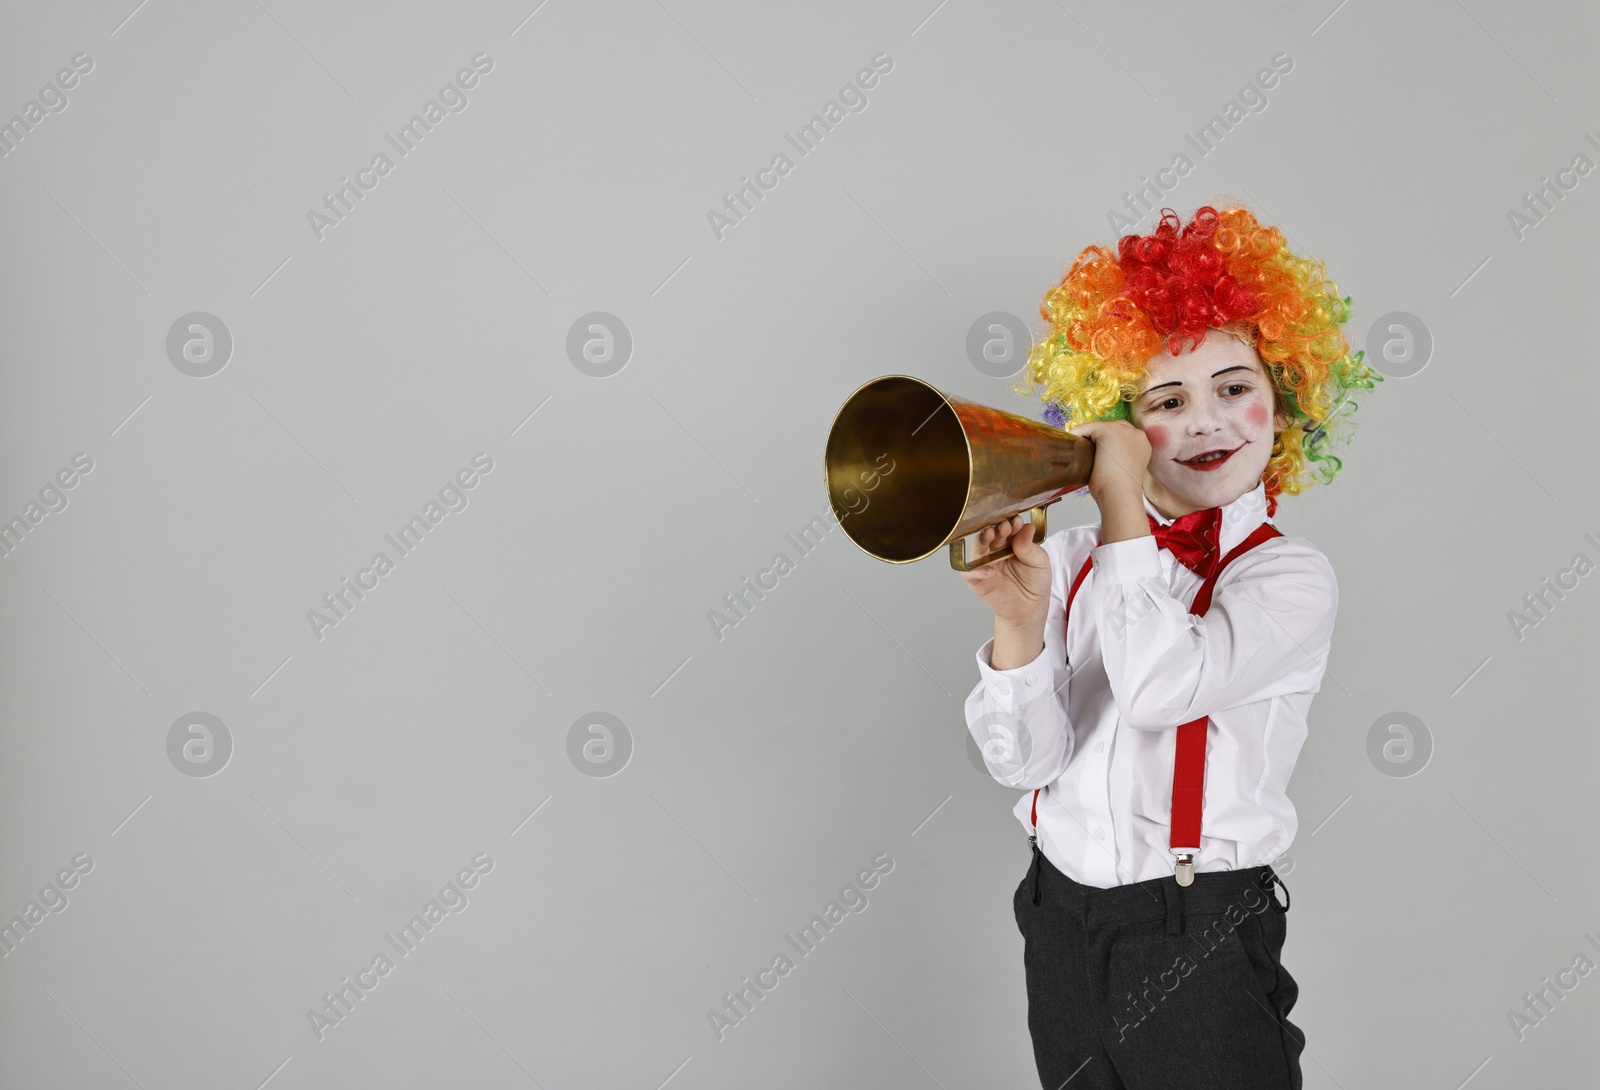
1129, 330, 1288, 519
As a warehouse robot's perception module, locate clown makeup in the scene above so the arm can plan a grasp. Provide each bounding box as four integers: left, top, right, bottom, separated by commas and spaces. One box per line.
1128, 330, 1288, 519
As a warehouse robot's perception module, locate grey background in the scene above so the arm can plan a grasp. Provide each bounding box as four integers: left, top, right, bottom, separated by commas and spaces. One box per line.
1, 1, 1596, 1087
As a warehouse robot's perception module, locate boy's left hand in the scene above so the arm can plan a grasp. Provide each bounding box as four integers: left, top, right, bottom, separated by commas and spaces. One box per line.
1068, 419, 1151, 504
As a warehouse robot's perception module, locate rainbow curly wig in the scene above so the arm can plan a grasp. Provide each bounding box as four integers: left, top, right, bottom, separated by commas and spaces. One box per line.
1016, 204, 1382, 516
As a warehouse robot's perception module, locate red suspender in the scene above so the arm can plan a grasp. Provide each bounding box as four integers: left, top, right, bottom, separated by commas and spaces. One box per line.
1028, 522, 1283, 882
1166, 522, 1281, 882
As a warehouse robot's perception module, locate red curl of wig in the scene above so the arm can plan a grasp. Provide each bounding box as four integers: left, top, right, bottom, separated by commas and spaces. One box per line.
1114, 208, 1259, 355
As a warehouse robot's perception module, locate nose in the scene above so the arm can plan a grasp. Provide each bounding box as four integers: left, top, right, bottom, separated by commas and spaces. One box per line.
1185, 397, 1224, 435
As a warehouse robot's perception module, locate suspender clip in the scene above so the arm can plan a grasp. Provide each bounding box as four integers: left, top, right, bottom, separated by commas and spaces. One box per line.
1172, 850, 1196, 887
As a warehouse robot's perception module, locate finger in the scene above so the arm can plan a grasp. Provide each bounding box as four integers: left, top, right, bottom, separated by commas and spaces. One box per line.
1010, 519, 1037, 559
973, 529, 1011, 565
981, 521, 1018, 561
970, 528, 1000, 564
983, 531, 1011, 561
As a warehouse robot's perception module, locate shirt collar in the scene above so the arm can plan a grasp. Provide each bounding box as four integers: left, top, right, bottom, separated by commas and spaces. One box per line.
1143, 482, 1272, 555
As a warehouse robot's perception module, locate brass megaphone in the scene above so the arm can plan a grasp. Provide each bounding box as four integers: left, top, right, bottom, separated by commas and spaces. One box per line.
823, 375, 1095, 571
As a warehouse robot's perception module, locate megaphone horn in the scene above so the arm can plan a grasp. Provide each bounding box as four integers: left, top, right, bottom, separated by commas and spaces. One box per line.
823, 375, 1095, 571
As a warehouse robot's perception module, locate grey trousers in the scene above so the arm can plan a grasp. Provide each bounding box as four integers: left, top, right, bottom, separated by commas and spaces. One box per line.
1013, 844, 1303, 1089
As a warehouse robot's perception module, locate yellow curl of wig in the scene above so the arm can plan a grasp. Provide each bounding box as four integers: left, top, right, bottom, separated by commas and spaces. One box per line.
1015, 205, 1383, 514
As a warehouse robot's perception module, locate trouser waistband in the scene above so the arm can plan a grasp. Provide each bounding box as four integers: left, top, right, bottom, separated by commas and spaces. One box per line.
1028, 843, 1289, 935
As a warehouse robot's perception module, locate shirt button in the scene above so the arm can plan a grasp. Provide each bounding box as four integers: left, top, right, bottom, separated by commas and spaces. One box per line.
1093, 826, 1105, 841
1094, 741, 1105, 753
1024, 673, 1037, 686
994, 680, 1010, 696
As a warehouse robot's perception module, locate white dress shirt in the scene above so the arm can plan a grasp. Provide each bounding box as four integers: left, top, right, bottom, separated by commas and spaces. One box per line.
965, 482, 1338, 888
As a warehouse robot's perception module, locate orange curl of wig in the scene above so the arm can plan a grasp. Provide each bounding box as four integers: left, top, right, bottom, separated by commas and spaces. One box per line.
1016, 205, 1383, 516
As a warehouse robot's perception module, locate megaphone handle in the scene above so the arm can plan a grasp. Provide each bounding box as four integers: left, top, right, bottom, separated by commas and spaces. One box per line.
948, 505, 1048, 572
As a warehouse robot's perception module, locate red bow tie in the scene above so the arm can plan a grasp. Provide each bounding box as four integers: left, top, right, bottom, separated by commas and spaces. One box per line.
1147, 506, 1223, 579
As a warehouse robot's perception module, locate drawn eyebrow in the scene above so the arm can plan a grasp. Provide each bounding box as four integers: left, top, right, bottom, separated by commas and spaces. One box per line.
1143, 365, 1253, 396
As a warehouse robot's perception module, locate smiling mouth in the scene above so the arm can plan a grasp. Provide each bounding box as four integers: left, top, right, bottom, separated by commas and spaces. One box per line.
1177, 443, 1244, 470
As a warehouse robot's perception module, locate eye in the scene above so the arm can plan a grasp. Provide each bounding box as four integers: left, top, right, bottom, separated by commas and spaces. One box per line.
1153, 396, 1180, 411
1223, 382, 1251, 396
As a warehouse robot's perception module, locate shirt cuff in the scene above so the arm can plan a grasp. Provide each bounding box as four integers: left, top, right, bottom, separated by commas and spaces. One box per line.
975, 637, 1054, 710
1090, 535, 1162, 586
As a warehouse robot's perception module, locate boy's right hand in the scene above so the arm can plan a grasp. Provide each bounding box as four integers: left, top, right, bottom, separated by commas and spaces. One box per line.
959, 512, 1053, 629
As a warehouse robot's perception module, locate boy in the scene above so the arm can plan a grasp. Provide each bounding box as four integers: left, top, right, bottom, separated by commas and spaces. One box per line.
963, 205, 1381, 1089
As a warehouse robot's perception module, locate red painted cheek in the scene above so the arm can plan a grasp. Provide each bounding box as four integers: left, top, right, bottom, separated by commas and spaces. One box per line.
1245, 403, 1268, 430
1143, 423, 1169, 450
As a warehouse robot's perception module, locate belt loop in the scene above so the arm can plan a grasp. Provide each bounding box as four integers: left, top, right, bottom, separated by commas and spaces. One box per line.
1163, 876, 1184, 935
1271, 869, 1290, 914
1029, 841, 1043, 906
